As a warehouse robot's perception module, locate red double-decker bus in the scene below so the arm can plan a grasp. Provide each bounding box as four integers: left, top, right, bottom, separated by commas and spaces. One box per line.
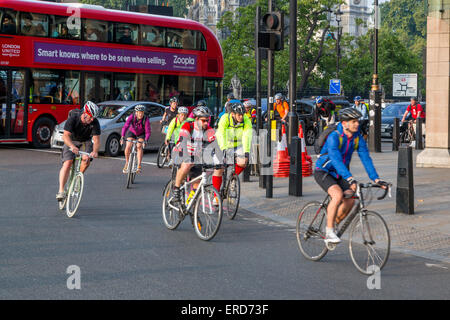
0, 0, 223, 147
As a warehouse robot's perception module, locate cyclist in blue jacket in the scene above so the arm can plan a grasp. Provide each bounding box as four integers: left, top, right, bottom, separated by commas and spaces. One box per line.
314, 108, 388, 245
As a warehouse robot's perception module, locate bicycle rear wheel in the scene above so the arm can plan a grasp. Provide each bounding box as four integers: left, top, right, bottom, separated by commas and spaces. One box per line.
162, 180, 182, 230
193, 185, 223, 241
349, 211, 390, 275
66, 172, 84, 218
296, 201, 328, 261
223, 174, 240, 220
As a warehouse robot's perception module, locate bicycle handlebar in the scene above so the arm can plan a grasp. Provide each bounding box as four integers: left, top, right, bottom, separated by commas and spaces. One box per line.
359, 182, 392, 200
77, 151, 93, 158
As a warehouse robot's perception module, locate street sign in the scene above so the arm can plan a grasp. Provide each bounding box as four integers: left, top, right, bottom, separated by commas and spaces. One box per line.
329, 79, 341, 95
393, 74, 417, 97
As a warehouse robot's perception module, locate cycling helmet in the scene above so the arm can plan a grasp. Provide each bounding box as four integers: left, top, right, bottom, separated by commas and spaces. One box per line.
169, 96, 179, 104
178, 106, 189, 114
193, 106, 211, 118
315, 96, 323, 104
274, 93, 284, 101
134, 104, 145, 112
230, 102, 245, 115
354, 96, 362, 102
197, 100, 207, 107
227, 93, 234, 100
243, 100, 253, 108
339, 108, 362, 121
83, 101, 100, 118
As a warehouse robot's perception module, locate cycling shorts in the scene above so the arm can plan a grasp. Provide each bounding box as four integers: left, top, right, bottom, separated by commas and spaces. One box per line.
61, 140, 93, 164
314, 169, 351, 193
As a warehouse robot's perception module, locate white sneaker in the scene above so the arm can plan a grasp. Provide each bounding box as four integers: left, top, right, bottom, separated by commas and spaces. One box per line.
325, 228, 341, 245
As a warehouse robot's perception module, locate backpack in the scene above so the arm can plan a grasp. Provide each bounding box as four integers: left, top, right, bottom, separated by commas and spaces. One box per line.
314, 124, 359, 155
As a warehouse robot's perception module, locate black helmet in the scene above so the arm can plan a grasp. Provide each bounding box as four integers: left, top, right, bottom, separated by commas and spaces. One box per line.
227, 93, 234, 100
339, 108, 362, 121
230, 102, 245, 115
193, 106, 211, 118
197, 99, 207, 107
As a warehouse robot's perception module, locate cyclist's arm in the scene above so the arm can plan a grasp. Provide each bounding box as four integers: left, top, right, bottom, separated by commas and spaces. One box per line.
121, 114, 132, 138
62, 130, 76, 150
401, 109, 409, 123
216, 114, 228, 150
327, 132, 353, 180
91, 135, 100, 157
165, 118, 176, 142
145, 117, 151, 141
357, 134, 380, 182
242, 115, 253, 153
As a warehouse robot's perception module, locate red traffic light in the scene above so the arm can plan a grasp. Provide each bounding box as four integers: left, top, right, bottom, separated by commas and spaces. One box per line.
263, 13, 280, 30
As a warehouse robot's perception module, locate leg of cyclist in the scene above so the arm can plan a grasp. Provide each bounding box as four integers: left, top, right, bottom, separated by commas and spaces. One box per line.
136, 137, 145, 172
173, 162, 194, 209
57, 159, 73, 199
79, 155, 91, 173
326, 185, 344, 243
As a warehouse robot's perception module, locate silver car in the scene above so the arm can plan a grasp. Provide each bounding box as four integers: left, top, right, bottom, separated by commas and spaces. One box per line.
51, 101, 166, 157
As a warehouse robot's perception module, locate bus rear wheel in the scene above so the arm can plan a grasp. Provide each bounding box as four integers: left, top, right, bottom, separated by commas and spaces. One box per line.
31, 117, 55, 149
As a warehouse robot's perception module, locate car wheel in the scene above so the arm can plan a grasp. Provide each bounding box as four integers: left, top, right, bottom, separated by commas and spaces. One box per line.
305, 128, 316, 146
31, 117, 55, 148
105, 134, 121, 157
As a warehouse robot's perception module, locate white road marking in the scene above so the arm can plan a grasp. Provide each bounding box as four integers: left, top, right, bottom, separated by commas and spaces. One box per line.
425, 263, 448, 270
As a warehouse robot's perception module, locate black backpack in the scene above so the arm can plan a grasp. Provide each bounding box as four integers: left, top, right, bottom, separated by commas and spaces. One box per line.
314, 123, 359, 155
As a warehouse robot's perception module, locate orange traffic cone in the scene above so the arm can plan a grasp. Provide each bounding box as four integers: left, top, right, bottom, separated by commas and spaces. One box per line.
298, 123, 313, 177
274, 124, 290, 178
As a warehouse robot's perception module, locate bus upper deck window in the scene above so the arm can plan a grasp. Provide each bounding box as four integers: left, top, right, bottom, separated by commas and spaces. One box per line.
20, 12, 48, 37
141, 25, 164, 47
1, 11, 17, 35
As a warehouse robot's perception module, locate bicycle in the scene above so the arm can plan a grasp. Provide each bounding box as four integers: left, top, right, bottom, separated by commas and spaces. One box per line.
221, 153, 241, 220
58, 151, 92, 218
400, 120, 415, 145
296, 182, 392, 275
162, 165, 223, 241
125, 139, 144, 189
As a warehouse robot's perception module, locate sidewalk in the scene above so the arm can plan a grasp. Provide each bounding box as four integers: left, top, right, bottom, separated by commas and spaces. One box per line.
240, 143, 450, 264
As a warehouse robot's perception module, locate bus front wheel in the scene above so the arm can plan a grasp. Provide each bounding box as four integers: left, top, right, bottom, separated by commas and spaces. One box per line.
31, 117, 55, 149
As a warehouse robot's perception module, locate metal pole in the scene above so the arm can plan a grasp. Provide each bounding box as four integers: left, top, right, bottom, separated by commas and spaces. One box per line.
287, 0, 298, 149
266, 0, 274, 198
256, 6, 266, 189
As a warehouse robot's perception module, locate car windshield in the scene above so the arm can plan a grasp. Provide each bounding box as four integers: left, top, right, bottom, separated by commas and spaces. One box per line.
382, 104, 407, 117
98, 105, 126, 119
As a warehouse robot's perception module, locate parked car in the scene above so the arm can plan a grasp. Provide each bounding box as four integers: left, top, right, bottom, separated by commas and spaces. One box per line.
381, 101, 426, 138
295, 99, 319, 146
51, 101, 166, 157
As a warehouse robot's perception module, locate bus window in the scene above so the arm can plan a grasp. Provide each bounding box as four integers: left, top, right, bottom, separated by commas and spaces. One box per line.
166, 29, 182, 49
114, 74, 137, 101
99, 74, 112, 101
141, 25, 164, 47
83, 19, 111, 42
30, 69, 63, 104
1, 10, 17, 35
84, 73, 96, 103
115, 23, 138, 45
20, 12, 48, 37
50, 15, 80, 40
64, 71, 80, 105
196, 31, 207, 51
140, 74, 161, 103
181, 30, 195, 50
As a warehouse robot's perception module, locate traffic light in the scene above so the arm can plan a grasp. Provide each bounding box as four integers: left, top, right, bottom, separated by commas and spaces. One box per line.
258, 11, 284, 51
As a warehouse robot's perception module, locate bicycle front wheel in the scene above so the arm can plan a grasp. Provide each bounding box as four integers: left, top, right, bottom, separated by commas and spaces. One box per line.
349, 211, 390, 275
157, 143, 168, 168
126, 153, 135, 189
66, 172, 84, 218
162, 180, 182, 230
296, 201, 328, 261
223, 174, 240, 220
193, 185, 223, 241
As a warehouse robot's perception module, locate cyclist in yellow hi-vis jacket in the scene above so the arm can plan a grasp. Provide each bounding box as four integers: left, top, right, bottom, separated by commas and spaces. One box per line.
214, 101, 253, 194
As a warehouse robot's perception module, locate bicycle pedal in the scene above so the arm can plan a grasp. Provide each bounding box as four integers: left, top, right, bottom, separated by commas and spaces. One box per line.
325, 242, 338, 251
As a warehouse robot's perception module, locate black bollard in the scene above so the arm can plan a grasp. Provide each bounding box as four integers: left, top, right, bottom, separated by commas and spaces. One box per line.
243, 163, 250, 182
416, 118, 424, 150
287, 111, 299, 154
392, 118, 400, 151
396, 146, 414, 215
289, 136, 302, 196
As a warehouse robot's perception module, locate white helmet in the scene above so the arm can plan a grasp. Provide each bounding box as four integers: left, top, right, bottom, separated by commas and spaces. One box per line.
178, 107, 189, 114
83, 101, 100, 118
243, 100, 252, 107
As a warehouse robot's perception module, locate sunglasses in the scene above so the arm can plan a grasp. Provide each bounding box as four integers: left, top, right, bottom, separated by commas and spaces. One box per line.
198, 118, 209, 123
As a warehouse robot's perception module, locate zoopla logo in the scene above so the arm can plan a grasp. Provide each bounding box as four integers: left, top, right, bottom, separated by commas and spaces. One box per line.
173, 55, 195, 67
